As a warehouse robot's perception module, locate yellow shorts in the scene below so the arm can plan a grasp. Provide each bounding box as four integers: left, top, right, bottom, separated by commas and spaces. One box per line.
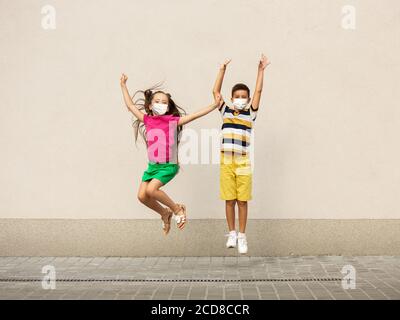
220, 153, 252, 201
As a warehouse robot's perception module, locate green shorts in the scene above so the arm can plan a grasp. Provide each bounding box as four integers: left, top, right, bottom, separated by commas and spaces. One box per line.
141, 162, 179, 185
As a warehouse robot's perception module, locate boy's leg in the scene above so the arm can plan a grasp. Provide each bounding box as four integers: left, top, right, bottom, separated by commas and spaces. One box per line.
220, 154, 237, 231
236, 157, 252, 234
237, 200, 248, 233
225, 200, 237, 231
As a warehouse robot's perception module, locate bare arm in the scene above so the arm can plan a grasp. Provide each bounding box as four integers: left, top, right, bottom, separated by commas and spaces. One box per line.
251, 54, 270, 110
120, 73, 145, 122
212, 59, 231, 101
178, 94, 222, 126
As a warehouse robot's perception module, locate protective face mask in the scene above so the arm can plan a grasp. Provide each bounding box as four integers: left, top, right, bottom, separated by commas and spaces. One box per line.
232, 98, 248, 110
152, 103, 168, 115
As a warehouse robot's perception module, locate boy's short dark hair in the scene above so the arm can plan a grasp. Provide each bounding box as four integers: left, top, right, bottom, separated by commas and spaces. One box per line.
231, 83, 250, 97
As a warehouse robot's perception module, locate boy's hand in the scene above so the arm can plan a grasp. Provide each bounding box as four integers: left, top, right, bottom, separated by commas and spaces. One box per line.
258, 54, 270, 70
220, 59, 232, 70
120, 73, 128, 87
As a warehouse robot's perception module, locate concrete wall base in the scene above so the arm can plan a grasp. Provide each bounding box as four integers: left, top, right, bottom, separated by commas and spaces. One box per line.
1, 219, 399, 256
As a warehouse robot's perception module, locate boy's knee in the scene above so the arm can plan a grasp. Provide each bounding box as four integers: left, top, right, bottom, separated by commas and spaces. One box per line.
237, 200, 247, 207
226, 200, 237, 207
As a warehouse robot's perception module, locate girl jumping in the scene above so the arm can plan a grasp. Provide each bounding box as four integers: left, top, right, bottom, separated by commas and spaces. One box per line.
120, 73, 221, 235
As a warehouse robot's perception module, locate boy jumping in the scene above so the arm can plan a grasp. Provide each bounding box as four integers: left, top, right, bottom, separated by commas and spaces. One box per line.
212, 54, 270, 254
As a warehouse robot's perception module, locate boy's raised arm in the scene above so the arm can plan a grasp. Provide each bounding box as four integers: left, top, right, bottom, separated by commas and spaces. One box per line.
212, 59, 231, 102
120, 73, 145, 122
251, 54, 270, 110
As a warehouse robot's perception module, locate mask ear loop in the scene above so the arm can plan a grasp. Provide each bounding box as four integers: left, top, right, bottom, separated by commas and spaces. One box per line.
244, 98, 251, 111
149, 103, 155, 116
165, 93, 172, 114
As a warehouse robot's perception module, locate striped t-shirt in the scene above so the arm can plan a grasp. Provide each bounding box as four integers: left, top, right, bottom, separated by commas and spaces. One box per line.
219, 102, 257, 156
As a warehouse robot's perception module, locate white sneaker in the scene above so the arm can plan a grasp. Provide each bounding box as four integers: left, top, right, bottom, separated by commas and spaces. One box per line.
225, 231, 237, 248
237, 233, 248, 254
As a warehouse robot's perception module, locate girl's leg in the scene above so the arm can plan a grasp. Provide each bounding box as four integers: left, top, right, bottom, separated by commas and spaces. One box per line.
225, 200, 236, 231
145, 179, 180, 213
146, 179, 187, 229
138, 181, 173, 234
137, 181, 168, 216
237, 200, 248, 233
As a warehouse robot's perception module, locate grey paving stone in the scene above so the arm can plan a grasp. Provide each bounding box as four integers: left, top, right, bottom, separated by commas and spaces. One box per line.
1, 256, 400, 300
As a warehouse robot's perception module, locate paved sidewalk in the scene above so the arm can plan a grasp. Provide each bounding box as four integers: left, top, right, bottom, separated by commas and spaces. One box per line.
0, 256, 399, 300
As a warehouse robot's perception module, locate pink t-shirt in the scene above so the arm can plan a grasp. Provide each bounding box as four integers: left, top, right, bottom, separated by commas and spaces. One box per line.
143, 114, 180, 163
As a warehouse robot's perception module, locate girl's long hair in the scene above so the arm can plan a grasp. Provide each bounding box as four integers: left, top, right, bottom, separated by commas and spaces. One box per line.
131, 83, 186, 146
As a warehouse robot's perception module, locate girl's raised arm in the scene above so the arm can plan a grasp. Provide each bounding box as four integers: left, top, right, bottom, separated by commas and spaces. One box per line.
120, 73, 145, 122
178, 94, 222, 126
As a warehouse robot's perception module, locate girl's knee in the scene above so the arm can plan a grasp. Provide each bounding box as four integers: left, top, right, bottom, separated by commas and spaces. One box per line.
137, 192, 147, 203
146, 185, 158, 198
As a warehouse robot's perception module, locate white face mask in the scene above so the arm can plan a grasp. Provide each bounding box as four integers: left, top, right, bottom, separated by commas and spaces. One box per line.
232, 98, 248, 110
152, 103, 168, 115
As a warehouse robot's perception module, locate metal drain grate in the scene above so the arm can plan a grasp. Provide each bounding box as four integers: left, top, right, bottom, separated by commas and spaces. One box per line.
0, 277, 342, 283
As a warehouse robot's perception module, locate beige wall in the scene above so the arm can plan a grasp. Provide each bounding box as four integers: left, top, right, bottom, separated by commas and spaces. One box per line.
1, 0, 400, 221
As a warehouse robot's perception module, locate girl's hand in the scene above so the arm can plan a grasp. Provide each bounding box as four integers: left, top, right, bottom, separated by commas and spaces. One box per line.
120, 73, 128, 87
258, 54, 270, 70
220, 58, 232, 70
